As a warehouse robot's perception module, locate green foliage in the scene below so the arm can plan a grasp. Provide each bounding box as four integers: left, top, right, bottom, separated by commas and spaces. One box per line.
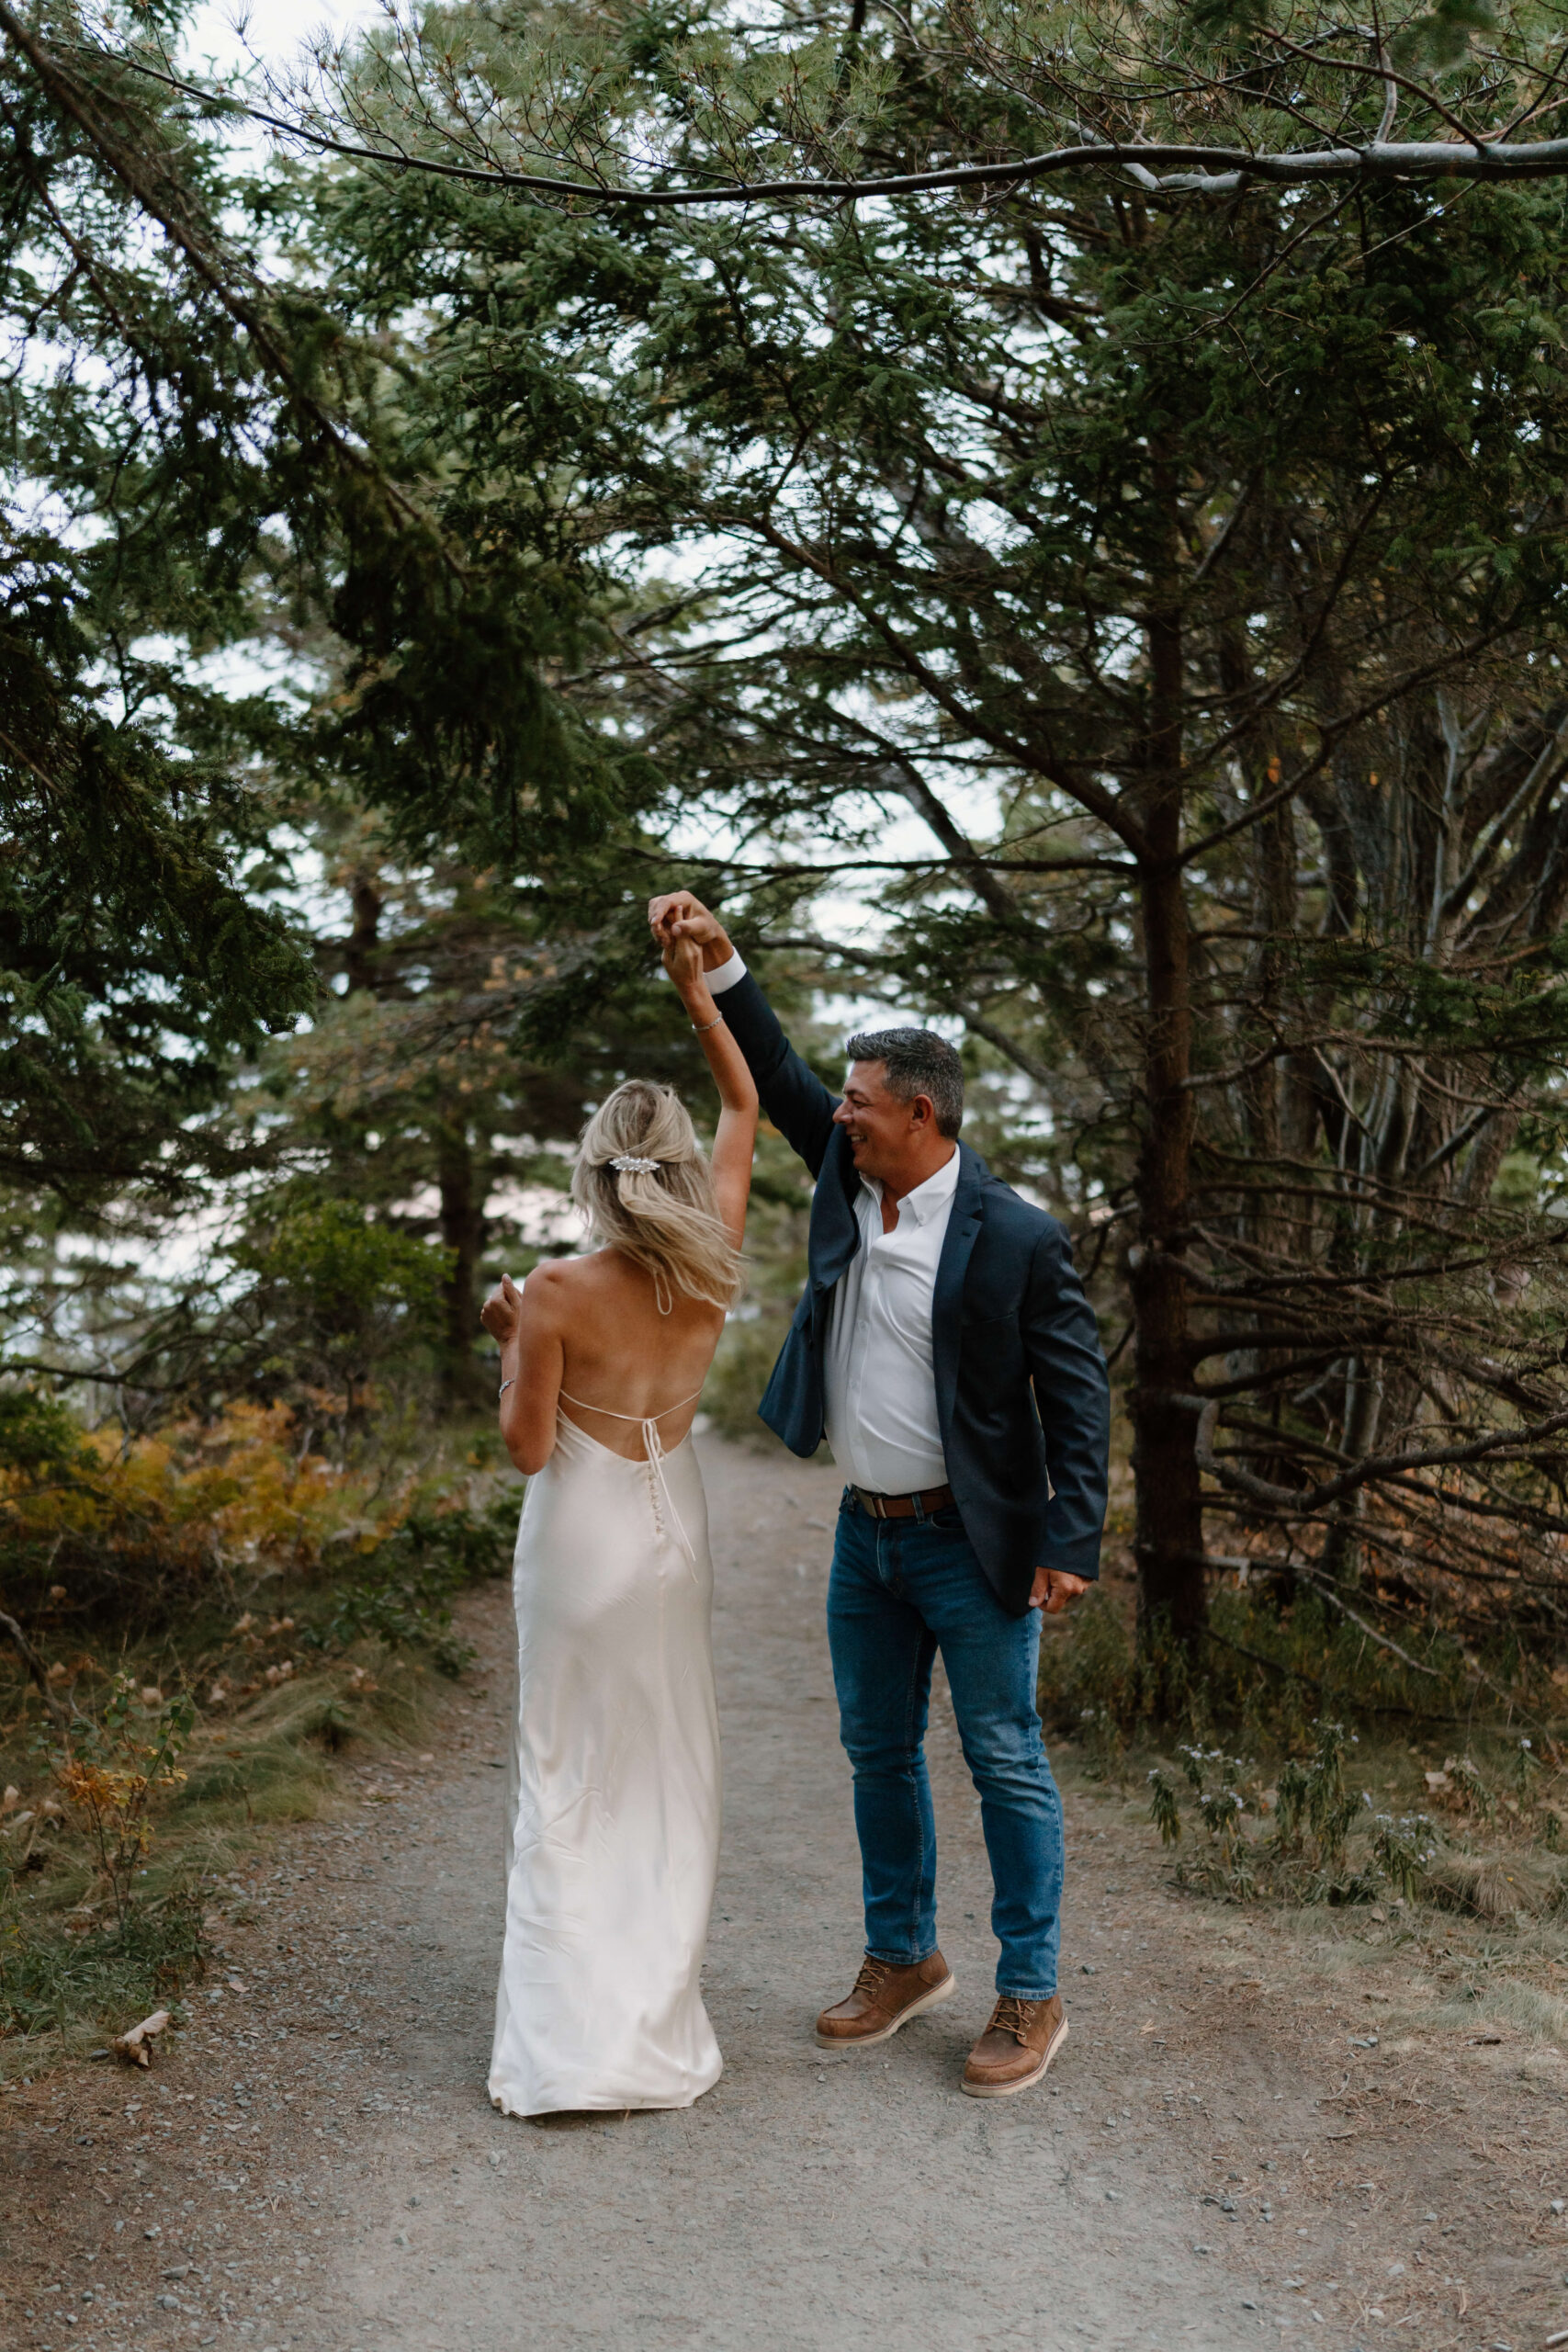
0, 1386, 91, 1476
306, 1488, 517, 1672
1179, 1743, 1251, 1849
232, 1199, 452, 1410
51, 1677, 197, 1924
0, 33, 325, 1216
283, 0, 1568, 1657
1296, 1720, 1362, 1874
242, 1198, 448, 1325
1147, 1766, 1183, 1848
1153, 1715, 1381, 1900
700, 1313, 792, 1445
13, 0, 1568, 1685
1445, 1752, 1497, 1825
1371, 1813, 1439, 1902
1393, 0, 1498, 70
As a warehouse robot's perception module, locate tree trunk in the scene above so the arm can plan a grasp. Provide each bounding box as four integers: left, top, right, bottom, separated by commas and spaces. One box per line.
1130, 560, 1206, 1654
437, 1120, 488, 1408
1130, 849, 1205, 1648
344, 872, 381, 992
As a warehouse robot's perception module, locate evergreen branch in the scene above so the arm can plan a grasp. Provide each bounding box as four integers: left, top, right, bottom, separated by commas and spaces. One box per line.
0, 10, 463, 573
85, 49, 1568, 203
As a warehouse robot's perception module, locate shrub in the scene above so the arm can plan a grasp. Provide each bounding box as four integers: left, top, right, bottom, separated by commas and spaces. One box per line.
0, 1398, 439, 1626
1148, 1715, 1388, 1904
305, 1489, 516, 1673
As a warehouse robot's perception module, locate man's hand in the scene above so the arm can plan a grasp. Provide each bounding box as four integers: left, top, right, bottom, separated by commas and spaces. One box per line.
1029, 1567, 1089, 1614
480, 1271, 523, 1347
649, 889, 735, 972
660, 926, 705, 989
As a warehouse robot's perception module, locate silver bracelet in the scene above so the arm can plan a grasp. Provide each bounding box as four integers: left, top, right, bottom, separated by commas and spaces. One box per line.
498, 1378, 514, 1398
691, 1012, 724, 1035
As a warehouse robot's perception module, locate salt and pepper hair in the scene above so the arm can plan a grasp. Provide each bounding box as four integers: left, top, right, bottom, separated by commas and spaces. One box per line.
572, 1080, 744, 1310
844, 1027, 965, 1140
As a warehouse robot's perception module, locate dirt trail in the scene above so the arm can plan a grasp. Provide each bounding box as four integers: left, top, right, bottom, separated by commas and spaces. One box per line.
6, 1433, 1568, 2352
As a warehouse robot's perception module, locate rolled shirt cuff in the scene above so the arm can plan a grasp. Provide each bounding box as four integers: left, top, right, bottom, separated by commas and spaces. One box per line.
705, 949, 748, 995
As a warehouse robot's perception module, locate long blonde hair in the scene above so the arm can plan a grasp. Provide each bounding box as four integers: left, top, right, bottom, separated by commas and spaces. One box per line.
571, 1080, 744, 1311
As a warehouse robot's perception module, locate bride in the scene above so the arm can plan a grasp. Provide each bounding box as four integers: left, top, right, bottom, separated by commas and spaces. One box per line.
479, 930, 758, 2117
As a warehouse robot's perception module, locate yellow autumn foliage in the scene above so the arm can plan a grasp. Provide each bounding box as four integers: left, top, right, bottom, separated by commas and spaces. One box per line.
1, 1399, 417, 1591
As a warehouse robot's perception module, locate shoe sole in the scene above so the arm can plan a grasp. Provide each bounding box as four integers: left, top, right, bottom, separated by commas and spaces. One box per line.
814, 1972, 957, 2051
960, 2012, 1070, 2098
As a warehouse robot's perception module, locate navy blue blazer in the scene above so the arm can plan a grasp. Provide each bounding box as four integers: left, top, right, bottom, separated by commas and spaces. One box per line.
721, 972, 1111, 1616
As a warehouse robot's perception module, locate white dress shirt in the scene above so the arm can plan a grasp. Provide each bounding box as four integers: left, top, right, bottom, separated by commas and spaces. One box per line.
708, 950, 955, 1493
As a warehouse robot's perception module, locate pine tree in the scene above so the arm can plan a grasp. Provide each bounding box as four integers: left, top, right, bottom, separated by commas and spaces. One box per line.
288, 0, 1568, 1657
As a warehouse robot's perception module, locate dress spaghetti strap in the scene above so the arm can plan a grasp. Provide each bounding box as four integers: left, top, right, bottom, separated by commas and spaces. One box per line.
557, 1386, 707, 1562
558, 1386, 706, 1424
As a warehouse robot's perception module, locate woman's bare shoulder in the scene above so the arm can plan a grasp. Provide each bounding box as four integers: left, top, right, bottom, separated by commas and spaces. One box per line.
520, 1252, 622, 1307
518, 1256, 593, 1319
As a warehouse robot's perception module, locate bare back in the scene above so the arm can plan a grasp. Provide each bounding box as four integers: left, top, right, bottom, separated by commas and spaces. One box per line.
511, 1249, 726, 1464
487, 944, 756, 1480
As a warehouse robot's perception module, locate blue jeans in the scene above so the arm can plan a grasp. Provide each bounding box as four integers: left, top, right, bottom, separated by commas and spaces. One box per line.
827, 1489, 1063, 2000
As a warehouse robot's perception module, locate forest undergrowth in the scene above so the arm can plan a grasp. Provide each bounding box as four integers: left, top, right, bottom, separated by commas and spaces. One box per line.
0, 1396, 519, 2078
1042, 1566, 1568, 2044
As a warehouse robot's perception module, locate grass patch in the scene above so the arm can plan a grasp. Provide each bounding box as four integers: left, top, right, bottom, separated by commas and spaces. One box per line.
1433, 1975, 1568, 2042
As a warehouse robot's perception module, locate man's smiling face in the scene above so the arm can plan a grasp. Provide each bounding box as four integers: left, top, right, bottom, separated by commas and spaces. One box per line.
832, 1059, 923, 1186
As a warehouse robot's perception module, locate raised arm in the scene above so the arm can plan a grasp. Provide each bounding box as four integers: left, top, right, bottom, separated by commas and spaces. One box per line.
661, 928, 758, 1248
649, 888, 840, 1178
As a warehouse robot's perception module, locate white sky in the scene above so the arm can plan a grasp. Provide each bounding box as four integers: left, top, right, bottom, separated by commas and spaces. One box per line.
183, 1, 378, 73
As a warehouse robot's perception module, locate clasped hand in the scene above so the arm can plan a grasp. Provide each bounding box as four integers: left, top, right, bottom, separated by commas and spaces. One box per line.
649, 896, 708, 989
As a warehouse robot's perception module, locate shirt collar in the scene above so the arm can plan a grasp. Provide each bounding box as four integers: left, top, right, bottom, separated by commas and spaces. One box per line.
863, 1146, 961, 1228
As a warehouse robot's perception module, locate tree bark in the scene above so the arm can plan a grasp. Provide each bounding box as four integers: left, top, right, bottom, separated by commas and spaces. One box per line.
1129, 556, 1206, 1652
344, 873, 381, 993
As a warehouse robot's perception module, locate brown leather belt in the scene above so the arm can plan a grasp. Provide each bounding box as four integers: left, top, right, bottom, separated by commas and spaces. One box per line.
851, 1482, 954, 1521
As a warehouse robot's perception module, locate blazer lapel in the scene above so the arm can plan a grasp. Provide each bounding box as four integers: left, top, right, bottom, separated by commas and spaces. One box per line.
809, 1126, 864, 1293
931, 1146, 985, 1451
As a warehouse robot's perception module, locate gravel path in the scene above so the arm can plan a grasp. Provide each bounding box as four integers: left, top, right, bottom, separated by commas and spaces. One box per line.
6, 1433, 1567, 2351
329, 1433, 1253, 2352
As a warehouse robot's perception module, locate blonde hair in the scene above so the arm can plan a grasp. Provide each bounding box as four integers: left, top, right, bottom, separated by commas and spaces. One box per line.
571, 1080, 744, 1311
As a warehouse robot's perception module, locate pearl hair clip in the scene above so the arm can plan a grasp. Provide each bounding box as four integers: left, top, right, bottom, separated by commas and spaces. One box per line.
609, 1154, 661, 1173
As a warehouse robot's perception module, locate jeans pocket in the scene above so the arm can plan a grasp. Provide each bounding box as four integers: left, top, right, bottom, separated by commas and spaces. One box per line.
929, 1505, 964, 1532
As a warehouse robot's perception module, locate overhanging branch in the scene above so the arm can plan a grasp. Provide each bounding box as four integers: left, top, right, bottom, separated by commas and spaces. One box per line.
76, 51, 1568, 204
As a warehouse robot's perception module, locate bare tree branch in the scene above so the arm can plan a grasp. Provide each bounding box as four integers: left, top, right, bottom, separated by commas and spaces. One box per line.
86, 50, 1568, 206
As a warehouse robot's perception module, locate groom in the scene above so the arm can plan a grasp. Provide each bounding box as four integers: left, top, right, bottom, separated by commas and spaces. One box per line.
649, 891, 1111, 2098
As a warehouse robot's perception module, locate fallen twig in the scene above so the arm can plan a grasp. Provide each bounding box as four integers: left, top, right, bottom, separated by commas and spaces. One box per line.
0, 1611, 70, 1738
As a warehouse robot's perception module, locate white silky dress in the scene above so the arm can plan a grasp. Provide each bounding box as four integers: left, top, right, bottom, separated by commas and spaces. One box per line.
488, 1403, 724, 2118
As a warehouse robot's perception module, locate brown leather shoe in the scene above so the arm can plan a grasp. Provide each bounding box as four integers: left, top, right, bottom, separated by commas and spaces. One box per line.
815, 1951, 956, 2049
961, 1993, 1068, 2097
